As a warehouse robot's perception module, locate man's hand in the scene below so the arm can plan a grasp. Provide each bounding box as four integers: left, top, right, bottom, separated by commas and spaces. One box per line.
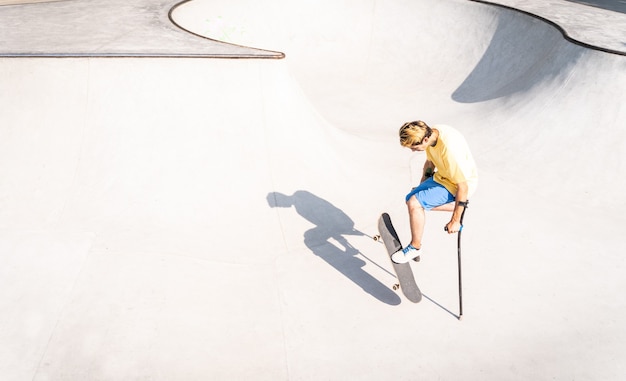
445, 220, 463, 234
445, 182, 469, 234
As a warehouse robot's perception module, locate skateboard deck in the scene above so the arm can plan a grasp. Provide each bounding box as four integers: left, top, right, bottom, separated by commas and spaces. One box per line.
377, 213, 422, 303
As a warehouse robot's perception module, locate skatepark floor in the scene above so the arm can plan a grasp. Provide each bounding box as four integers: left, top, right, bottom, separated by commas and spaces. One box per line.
1, 0, 625, 380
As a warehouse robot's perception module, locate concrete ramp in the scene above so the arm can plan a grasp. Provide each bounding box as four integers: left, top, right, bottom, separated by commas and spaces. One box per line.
1, 0, 625, 379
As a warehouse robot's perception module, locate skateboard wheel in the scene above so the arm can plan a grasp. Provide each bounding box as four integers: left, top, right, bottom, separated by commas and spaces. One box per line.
393, 283, 400, 290
373, 235, 381, 241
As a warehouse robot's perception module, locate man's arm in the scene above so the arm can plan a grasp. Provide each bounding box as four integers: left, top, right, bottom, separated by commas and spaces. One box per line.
445, 181, 468, 234
421, 160, 435, 183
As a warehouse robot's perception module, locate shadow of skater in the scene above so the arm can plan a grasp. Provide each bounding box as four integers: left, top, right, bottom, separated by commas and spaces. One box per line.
268, 190, 400, 305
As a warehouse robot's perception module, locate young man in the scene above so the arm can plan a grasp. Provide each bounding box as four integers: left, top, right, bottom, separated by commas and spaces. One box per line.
392, 120, 478, 264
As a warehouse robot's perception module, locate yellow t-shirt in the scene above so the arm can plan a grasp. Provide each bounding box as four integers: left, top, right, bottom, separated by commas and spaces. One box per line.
426, 125, 478, 197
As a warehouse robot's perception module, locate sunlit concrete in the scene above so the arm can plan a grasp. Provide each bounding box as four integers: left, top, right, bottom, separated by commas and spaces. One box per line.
1, 0, 625, 380
0, 0, 281, 57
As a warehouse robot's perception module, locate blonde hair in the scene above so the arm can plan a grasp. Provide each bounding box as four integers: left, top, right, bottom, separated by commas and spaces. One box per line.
399, 120, 432, 147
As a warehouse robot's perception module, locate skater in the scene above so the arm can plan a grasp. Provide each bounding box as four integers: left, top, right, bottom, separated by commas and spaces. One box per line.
392, 120, 478, 264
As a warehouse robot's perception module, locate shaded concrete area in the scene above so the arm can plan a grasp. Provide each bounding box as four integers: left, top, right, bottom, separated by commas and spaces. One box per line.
1, 0, 625, 380
566, 0, 626, 14
472, 0, 626, 54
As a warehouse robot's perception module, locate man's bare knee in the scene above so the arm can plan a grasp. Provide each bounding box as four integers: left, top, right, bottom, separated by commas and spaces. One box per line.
407, 195, 424, 211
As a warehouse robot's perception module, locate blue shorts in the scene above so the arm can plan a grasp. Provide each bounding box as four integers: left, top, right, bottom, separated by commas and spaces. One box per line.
405, 177, 455, 211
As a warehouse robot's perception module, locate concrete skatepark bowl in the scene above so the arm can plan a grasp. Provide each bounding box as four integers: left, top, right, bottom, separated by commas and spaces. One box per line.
1, 0, 625, 379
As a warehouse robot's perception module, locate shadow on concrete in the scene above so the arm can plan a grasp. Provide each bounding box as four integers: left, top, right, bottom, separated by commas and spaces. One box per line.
452, 11, 584, 103
565, 0, 626, 14
267, 190, 401, 305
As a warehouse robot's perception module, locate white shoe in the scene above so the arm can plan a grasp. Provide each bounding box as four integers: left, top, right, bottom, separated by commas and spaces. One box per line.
391, 244, 421, 264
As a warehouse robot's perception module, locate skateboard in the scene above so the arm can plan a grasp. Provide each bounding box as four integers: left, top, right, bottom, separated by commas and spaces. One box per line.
375, 213, 422, 303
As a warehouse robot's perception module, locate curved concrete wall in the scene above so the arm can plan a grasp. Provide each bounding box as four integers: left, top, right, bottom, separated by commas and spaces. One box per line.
1, 0, 625, 379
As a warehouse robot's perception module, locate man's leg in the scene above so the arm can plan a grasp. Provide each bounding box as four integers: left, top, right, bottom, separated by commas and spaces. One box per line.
391, 195, 424, 263
431, 201, 455, 212
407, 195, 425, 249
408, 200, 455, 248
406, 180, 454, 248
393, 178, 456, 263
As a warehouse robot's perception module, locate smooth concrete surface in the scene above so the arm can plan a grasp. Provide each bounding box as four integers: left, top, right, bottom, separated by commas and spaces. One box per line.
1, 0, 625, 380
473, 0, 626, 55
566, 0, 626, 14
0, 0, 61, 5
0, 0, 282, 57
